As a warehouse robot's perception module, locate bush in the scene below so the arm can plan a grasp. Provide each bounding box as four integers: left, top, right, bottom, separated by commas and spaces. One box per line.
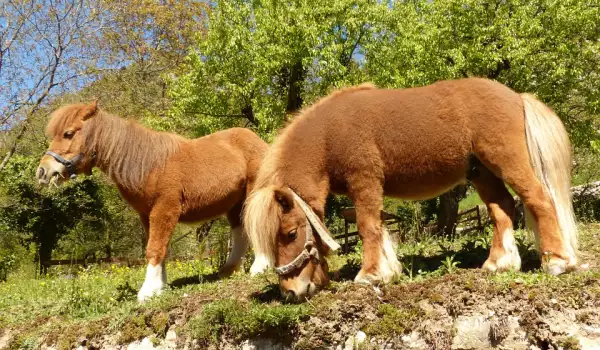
0, 251, 16, 282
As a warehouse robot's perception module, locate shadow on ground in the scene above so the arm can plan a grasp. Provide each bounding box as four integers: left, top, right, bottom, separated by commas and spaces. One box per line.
331, 239, 541, 282
170, 272, 220, 289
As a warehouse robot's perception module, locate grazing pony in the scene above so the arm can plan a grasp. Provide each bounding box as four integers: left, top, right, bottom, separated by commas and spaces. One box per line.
37, 101, 269, 301
244, 78, 580, 301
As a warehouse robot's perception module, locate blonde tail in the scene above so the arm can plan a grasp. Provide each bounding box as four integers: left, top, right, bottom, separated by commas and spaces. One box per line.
521, 93, 577, 258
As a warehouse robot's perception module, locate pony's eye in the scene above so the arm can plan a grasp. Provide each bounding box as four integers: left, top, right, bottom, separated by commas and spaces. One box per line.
63, 130, 75, 139
288, 229, 298, 240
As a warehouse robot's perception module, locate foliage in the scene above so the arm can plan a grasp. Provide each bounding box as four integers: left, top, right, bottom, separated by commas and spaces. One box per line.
164, 0, 378, 138
0, 156, 106, 270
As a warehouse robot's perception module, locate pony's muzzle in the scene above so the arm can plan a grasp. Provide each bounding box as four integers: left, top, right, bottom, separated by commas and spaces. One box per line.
280, 281, 316, 302
36, 157, 67, 186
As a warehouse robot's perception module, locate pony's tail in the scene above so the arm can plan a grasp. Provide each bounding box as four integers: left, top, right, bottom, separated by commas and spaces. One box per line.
521, 93, 577, 257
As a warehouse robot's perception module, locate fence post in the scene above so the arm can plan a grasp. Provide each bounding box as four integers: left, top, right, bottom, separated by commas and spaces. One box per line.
343, 219, 348, 253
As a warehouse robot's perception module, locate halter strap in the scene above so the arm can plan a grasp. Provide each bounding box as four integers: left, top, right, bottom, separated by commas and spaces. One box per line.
45, 151, 83, 179
273, 190, 341, 276
274, 218, 320, 275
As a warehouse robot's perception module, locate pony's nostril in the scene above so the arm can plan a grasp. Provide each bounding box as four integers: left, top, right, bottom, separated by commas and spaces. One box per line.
36, 167, 45, 179
281, 288, 296, 300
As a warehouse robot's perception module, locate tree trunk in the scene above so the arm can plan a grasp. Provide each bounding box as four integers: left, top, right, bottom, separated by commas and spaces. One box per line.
437, 184, 467, 237
285, 60, 304, 113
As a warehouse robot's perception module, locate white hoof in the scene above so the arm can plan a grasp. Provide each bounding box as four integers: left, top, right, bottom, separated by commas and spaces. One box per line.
482, 253, 521, 273
542, 254, 578, 276
354, 269, 382, 285
483, 229, 522, 272
250, 254, 270, 276
137, 284, 163, 303
137, 263, 166, 303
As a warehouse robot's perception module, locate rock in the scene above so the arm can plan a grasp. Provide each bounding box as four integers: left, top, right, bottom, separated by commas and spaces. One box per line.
401, 331, 428, 349
239, 338, 287, 350
452, 315, 491, 349
0, 330, 13, 350
165, 330, 177, 342
344, 331, 367, 350
127, 337, 156, 350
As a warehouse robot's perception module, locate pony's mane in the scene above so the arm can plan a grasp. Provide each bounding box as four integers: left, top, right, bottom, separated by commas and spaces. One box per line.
85, 111, 183, 191
245, 83, 376, 264
47, 104, 183, 191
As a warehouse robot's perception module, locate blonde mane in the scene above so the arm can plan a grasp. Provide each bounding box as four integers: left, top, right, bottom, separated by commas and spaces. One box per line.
47, 105, 183, 191
245, 83, 377, 264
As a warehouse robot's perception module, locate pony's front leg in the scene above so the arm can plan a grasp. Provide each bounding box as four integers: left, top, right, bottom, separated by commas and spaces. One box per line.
350, 183, 402, 285
218, 226, 248, 277
138, 200, 180, 303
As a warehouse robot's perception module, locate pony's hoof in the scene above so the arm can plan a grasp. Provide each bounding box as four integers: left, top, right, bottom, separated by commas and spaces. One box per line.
249, 255, 270, 276
482, 254, 521, 273
137, 285, 163, 303
217, 265, 238, 278
542, 255, 578, 276
354, 268, 384, 285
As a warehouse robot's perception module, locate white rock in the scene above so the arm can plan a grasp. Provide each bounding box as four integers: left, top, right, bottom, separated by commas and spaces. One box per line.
165, 330, 177, 342
344, 331, 367, 350
127, 337, 156, 350
452, 315, 491, 349
402, 331, 428, 349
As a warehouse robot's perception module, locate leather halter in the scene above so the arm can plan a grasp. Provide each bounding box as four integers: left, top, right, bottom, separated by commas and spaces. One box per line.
44, 151, 84, 179
273, 190, 341, 276
274, 217, 320, 275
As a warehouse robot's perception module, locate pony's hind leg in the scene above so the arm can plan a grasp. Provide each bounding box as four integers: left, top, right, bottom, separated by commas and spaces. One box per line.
349, 179, 402, 285
218, 202, 250, 277
138, 199, 180, 303
475, 142, 577, 274
471, 165, 521, 272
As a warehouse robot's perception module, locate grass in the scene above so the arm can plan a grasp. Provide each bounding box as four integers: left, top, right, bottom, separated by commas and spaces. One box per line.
1, 223, 599, 349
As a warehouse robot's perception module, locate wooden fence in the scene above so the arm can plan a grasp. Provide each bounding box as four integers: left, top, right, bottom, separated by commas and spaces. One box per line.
334, 205, 489, 254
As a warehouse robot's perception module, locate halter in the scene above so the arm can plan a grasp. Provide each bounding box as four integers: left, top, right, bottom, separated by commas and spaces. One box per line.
274, 218, 320, 275
44, 151, 84, 179
273, 190, 341, 276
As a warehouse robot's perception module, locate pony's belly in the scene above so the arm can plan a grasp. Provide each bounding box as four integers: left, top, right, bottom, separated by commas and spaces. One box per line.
383, 171, 466, 200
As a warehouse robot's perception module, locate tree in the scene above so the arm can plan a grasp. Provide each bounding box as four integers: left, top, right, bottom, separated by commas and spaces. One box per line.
0, 156, 105, 273
0, 0, 111, 171
165, 0, 379, 138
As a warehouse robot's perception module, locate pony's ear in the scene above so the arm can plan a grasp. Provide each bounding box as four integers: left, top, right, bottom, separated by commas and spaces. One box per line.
81, 99, 99, 120
274, 188, 294, 212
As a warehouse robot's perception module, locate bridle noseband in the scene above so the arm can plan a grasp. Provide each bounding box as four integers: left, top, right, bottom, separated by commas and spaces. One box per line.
273, 190, 341, 276
44, 151, 84, 179
274, 218, 320, 275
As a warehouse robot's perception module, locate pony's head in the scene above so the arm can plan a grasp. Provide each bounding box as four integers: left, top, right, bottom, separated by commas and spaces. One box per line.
37, 101, 98, 186
244, 186, 340, 302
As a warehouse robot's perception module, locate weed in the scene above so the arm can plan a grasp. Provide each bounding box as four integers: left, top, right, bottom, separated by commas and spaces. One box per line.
440, 255, 460, 274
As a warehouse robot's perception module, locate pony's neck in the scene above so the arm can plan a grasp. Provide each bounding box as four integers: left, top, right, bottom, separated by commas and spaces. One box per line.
82, 111, 183, 191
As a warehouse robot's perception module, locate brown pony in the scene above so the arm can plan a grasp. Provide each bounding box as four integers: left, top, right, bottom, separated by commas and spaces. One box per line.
244, 77, 580, 301
37, 101, 269, 302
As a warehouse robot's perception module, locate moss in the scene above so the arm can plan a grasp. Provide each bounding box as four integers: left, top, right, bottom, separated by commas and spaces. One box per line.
149, 312, 169, 337
364, 304, 423, 338
557, 336, 582, 350
118, 313, 152, 344
187, 298, 308, 346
